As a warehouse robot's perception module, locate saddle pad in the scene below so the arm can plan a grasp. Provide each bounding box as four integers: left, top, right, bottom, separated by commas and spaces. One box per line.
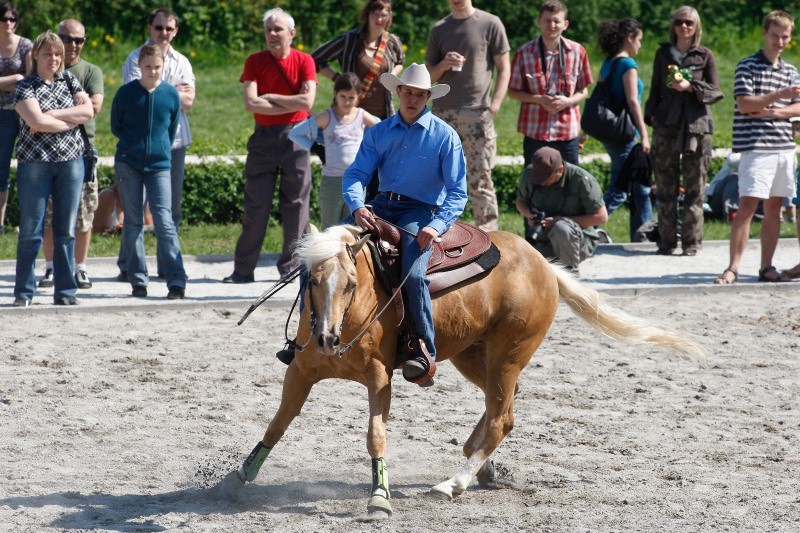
429, 243, 501, 294
427, 221, 492, 275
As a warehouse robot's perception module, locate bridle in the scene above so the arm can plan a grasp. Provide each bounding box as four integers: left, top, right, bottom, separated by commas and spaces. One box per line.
294, 237, 420, 357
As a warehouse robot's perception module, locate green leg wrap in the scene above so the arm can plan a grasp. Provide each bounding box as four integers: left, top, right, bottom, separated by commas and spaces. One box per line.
367, 457, 392, 516
238, 441, 272, 483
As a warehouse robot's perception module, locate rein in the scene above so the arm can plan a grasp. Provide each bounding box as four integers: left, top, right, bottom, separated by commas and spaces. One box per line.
338, 251, 421, 355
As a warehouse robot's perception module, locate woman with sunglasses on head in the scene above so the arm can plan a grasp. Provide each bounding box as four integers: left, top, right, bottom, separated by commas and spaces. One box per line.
0, 2, 31, 233
645, 6, 722, 256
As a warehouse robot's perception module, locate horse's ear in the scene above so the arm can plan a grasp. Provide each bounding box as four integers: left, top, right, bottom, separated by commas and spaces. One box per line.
346, 235, 370, 263
308, 224, 319, 235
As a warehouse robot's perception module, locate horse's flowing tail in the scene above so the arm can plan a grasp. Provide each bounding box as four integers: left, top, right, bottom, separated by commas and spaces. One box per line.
552, 264, 706, 358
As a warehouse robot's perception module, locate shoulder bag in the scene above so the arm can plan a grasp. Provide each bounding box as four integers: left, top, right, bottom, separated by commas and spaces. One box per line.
580, 58, 636, 146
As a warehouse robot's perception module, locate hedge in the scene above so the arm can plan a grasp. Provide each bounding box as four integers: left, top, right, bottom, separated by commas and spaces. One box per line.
3, 156, 726, 227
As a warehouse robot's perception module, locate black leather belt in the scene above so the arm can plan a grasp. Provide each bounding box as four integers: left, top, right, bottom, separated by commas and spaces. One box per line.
380, 191, 415, 202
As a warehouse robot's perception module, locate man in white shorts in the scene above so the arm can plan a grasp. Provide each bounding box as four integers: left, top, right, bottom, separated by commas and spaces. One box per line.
715, 10, 800, 284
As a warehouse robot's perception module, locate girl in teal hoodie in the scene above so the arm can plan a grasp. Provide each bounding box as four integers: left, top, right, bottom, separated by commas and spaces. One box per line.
111, 44, 186, 299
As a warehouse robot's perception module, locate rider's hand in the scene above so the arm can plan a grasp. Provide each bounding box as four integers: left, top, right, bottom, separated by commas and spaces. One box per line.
353, 207, 375, 231
417, 226, 439, 250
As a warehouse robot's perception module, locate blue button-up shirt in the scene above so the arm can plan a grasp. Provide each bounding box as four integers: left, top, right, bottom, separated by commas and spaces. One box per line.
343, 107, 467, 235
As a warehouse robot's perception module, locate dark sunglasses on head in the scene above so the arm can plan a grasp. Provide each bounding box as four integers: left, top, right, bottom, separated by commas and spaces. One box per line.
1, 16, 18, 22
59, 34, 86, 45
674, 19, 695, 27
153, 25, 176, 33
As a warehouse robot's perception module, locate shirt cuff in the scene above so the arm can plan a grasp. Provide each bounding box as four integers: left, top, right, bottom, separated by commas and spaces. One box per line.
427, 219, 448, 236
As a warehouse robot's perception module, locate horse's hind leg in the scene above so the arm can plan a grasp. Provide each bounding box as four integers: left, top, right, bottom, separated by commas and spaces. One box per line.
431, 344, 534, 500
238, 364, 314, 483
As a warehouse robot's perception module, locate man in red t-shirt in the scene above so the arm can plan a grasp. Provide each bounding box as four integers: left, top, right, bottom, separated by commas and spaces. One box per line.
224, 7, 318, 283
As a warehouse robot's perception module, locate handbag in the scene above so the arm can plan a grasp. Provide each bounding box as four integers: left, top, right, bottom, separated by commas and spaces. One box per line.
581, 58, 636, 145
63, 72, 97, 182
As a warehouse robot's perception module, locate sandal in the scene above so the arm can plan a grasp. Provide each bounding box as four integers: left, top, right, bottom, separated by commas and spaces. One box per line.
714, 268, 738, 285
757, 265, 790, 283
780, 264, 800, 281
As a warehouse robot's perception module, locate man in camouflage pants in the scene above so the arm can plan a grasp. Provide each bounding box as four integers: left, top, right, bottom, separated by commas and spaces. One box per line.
425, 0, 510, 231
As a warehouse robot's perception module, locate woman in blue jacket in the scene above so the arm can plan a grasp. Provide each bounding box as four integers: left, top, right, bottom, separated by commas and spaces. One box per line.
111, 44, 186, 299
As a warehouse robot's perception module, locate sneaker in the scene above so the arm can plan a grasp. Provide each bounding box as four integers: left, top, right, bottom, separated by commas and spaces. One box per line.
53, 295, 79, 305
222, 272, 255, 284
13, 297, 30, 307
597, 229, 613, 244
74, 270, 92, 289
116, 270, 128, 282
38, 268, 54, 288
167, 285, 185, 300
131, 285, 147, 298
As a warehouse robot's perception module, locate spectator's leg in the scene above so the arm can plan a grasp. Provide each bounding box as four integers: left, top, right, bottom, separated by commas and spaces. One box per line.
276, 126, 312, 275
681, 134, 712, 252
144, 168, 186, 289
14, 162, 51, 301
652, 129, 680, 252
116, 161, 148, 288
50, 159, 82, 300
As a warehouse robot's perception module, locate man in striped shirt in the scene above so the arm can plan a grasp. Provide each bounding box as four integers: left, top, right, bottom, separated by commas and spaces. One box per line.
508, 1, 593, 166
715, 10, 800, 284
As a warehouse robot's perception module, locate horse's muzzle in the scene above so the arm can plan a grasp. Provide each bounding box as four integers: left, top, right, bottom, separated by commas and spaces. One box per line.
316, 333, 341, 356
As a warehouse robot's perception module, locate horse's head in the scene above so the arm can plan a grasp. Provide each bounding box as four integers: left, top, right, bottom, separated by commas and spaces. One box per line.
295, 225, 369, 356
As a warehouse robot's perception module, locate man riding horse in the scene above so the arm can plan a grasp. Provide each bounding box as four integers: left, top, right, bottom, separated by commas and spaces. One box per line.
278, 63, 467, 385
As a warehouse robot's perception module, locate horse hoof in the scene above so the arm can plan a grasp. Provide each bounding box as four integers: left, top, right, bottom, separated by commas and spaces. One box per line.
428, 484, 454, 501
366, 495, 393, 517
358, 509, 391, 522
476, 459, 496, 486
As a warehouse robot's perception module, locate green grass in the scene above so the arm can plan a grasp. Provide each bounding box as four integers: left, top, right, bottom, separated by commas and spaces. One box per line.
2, 209, 797, 261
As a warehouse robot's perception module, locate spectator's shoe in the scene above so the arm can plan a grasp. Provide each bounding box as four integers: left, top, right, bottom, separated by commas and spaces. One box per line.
53, 295, 79, 305
75, 270, 93, 289
597, 229, 613, 244
167, 286, 185, 300
222, 272, 254, 284
116, 270, 128, 282
276, 345, 296, 365
13, 297, 30, 307
131, 285, 148, 298
157, 270, 165, 279
38, 268, 54, 288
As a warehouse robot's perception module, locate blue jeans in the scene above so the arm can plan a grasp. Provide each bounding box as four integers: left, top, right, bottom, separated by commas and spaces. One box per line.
523, 136, 580, 166
603, 140, 653, 238
0, 108, 19, 191
297, 195, 438, 359
14, 159, 83, 301
116, 161, 186, 289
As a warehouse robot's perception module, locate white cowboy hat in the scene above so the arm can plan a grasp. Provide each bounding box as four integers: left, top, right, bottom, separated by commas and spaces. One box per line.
380, 63, 450, 100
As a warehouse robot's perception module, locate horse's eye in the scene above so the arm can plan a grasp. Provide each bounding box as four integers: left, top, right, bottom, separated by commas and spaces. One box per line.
309, 278, 320, 287
346, 280, 356, 291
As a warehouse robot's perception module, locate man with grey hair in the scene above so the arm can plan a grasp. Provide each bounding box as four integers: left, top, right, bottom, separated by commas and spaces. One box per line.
224, 8, 317, 283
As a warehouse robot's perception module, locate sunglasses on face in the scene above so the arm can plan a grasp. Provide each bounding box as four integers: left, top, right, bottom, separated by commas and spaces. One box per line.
674, 19, 695, 27
153, 25, 176, 33
59, 35, 86, 45
1, 16, 17, 22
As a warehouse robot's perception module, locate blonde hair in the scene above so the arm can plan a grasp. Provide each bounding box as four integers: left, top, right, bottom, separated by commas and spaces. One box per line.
31, 31, 65, 75
763, 10, 794, 32
669, 6, 702, 48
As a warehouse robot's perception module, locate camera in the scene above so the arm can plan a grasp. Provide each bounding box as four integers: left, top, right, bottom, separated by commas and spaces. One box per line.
528, 210, 546, 242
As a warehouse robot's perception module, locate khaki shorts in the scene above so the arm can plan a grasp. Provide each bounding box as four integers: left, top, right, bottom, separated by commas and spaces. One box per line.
737, 150, 797, 199
44, 178, 99, 233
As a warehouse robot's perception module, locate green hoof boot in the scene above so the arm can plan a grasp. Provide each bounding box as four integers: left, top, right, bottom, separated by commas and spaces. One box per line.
237, 442, 271, 483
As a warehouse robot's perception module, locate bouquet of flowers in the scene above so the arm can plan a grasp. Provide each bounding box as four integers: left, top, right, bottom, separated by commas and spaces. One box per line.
666, 64, 692, 88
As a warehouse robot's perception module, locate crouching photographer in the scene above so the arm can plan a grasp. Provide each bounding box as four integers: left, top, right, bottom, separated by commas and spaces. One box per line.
515, 147, 608, 276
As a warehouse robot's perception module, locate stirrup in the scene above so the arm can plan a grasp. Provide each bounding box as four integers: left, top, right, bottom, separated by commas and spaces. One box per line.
276, 339, 300, 365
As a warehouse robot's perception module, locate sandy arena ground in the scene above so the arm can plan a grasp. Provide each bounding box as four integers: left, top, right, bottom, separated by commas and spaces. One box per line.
1, 290, 799, 532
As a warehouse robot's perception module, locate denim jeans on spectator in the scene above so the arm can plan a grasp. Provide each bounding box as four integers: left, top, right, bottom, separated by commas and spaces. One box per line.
603, 140, 653, 238
115, 161, 186, 289
14, 159, 82, 301
523, 136, 580, 166
0, 109, 19, 191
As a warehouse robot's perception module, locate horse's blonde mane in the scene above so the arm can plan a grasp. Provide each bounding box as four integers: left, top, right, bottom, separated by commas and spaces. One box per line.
294, 225, 361, 269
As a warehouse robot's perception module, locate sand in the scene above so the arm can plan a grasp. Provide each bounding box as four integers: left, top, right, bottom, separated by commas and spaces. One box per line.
1, 290, 799, 532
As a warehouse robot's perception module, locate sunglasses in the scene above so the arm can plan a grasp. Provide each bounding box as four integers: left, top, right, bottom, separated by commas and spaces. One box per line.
1, 16, 17, 23
59, 35, 86, 45
153, 25, 176, 33
674, 19, 695, 27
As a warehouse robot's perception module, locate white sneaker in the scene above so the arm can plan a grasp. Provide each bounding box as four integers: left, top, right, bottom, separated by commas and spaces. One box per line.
38, 268, 54, 288
75, 270, 93, 289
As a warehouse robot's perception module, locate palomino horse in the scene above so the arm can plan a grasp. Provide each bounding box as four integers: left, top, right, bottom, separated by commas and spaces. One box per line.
236, 224, 702, 518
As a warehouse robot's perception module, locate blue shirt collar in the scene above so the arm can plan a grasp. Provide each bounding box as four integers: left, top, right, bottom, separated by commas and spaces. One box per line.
390, 107, 433, 130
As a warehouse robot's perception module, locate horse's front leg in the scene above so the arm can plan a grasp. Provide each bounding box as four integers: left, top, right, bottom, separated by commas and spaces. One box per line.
365, 378, 393, 519
238, 364, 314, 483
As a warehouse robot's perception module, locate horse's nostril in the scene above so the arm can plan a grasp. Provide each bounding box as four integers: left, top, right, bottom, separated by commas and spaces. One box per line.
317, 336, 325, 348
332, 336, 340, 347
